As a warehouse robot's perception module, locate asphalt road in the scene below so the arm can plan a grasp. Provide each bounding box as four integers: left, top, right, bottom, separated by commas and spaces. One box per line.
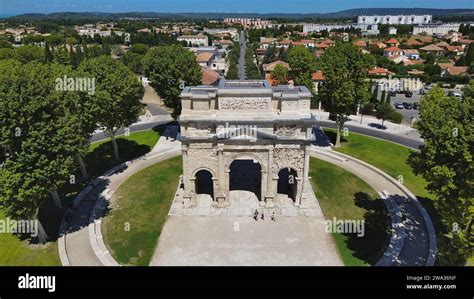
238, 31, 246, 80
318, 120, 423, 150
90, 119, 422, 150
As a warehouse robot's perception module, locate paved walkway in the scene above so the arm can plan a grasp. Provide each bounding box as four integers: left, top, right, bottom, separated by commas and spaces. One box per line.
308, 144, 435, 266
60, 126, 435, 266
311, 110, 420, 137
60, 146, 181, 266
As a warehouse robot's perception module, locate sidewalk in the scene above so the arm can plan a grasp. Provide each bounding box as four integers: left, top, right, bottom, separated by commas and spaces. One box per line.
311, 109, 421, 138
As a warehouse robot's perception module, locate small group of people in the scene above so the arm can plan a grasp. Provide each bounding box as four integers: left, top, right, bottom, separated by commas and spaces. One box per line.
253, 210, 276, 222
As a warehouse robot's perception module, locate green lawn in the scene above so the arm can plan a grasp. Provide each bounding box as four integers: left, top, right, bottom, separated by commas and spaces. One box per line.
0, 211, 61, 266
89, 129, 161, 152
325, 130, 431, 199
0, 128, 162, 266
324, 129, 472, 266
102, 156, 182, 266
309, 158, 390, 266
86, 129, 162, 177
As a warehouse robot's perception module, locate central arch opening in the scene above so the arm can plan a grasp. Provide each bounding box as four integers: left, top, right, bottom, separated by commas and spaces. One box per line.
277, 168, 298, 202
229, 159, 262, 200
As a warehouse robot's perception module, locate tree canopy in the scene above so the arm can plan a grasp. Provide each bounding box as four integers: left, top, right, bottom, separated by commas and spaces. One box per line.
408, 85, 473, 265
319, 42, 375, 147
142, 44, 202, 118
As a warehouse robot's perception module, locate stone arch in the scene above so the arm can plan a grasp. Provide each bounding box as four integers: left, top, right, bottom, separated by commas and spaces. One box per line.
228, 158, 263, 201
277, 167, 299, 203
194, 169, 215, 200
225, 152, 266, 172
191, 167, 217, 178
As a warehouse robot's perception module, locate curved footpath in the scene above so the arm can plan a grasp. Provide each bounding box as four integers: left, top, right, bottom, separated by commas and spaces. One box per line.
309, 147, 436, 266
59, 129, 436, 266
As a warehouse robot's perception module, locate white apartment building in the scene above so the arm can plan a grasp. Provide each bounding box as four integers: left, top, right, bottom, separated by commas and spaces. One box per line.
413, 23, 461, 36
357, 15, 432, 25
223, 18, 271, 29
177, 35, 209, 47
302, 23, 352, 33
303, 23, 379, 35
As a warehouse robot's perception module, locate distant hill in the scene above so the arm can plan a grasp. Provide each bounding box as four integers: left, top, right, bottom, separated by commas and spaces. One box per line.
7, 8, 474, 21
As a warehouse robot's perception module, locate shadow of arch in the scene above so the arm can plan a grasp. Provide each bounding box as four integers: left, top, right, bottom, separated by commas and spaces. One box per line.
195, 169, 214, 200
277, 167, 299, 202
229, 159, 262, 201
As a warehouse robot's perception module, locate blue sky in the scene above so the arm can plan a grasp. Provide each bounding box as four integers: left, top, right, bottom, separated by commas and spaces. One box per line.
0, 0, 473, 16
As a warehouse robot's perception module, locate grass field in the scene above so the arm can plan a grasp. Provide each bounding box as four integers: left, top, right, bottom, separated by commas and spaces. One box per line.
0, 210, 61, 266
86, 129, 162, 177
0, 129, 162, 266
324, 129, 472, 266
102, 156, 182, 266
309, 158, 389, 266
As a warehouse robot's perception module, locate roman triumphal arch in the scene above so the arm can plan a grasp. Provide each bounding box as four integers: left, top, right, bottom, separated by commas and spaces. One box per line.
180, 79, 315, 210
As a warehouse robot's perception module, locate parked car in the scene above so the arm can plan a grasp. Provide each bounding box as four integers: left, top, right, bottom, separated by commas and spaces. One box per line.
395, 102, 404, 109
405, 91, 413, 98
419, 89, 425, 95
403, 102, 413, 109
413, 102, 420, 110
389, 90, 397, 97
424, 85, 432, 90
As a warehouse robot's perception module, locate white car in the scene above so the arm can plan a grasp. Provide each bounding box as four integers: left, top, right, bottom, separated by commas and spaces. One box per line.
452, 92, 462, 98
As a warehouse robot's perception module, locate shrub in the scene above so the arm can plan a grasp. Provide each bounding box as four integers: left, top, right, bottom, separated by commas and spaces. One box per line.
389, 111, 403, 124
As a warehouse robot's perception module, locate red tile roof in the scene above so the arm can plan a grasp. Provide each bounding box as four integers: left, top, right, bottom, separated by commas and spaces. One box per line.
201, 67, 220, 85
312, 71, 325, 81
385, 38, 399, 44
368, 67, 395, 75
354, 40, 367, 47
384, 46, 402, 52
262, 60, 290, 72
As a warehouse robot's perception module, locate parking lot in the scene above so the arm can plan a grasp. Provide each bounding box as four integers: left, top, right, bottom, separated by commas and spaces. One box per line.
389, 93, 421, 125
386, 87, 463, 125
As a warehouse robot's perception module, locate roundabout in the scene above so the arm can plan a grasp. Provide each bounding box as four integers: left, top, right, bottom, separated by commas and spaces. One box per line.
59, 126, 436, 266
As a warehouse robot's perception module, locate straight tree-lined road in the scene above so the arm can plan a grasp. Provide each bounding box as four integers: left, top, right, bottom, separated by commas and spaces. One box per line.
238, 31, 246, 80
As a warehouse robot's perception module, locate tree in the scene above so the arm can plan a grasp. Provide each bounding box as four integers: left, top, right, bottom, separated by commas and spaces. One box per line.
372, 84, 379, 103
122, 51, 144, 74
279, 47, 288, 62
0, 61, 79, 215
142, 45, 202, 117
44, 42, 53, 63
271, 64, 289, 85
386, 91, 391, 103
129, 43, 149, 55
375, 102, 395, 127
319, 43, 375, 147
380, 90, 386, 104
408, 85, 473, 265
462, 44, 473, 66
288, 46, 317, 93
263, 45, 277, 64
79, 56, 144, 161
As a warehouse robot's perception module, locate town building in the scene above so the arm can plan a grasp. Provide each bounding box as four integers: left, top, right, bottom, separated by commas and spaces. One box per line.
177, 35, 209, 47
357, 15, 432, 25
412, 23, 461, 36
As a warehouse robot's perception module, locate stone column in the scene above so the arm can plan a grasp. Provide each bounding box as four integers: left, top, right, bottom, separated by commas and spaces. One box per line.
212, 177, 219, 207
182, 145, 192, 208
190, 178, 197, 207
216, 145, 227, 207
258, 167, 265, 206
300, 146, 310, 207
265, 147, 275, 207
